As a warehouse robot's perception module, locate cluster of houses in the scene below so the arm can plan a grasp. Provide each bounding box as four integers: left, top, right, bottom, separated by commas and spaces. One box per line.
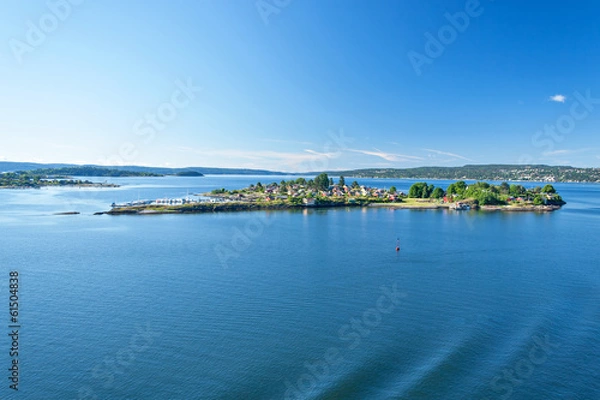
440, 193, 560, 205
255, 183, 404, 203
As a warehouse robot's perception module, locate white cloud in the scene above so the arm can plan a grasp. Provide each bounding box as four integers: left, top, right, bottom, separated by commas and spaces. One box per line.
259, 138, 314, 145
542, 148, 594, 156
542, 149, 570, 156
422, 148, 473, 161
548, 94, 566, 103
347, 148, 423, 162
304, 149, 337, 158
174, 146, 336, 162
171, 146, 342, 172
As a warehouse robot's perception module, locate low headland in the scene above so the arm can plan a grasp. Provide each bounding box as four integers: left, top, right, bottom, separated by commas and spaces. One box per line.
0, 171, 119, 189
98, 174, 566, 215
0, 167, 204, 189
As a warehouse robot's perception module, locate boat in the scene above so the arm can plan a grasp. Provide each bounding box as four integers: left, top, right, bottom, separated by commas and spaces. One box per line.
451, 202, 470, 210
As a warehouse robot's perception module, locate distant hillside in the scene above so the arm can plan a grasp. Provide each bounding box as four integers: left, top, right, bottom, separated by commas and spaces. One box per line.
3, 162, 599, 182
0, 162, 282, 176
0, 162, 74, 172
331, 165, 600, 183
28, 166, 163, 177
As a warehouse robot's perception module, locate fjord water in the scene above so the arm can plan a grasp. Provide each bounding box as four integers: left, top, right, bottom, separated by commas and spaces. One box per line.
0, 177, 599, 399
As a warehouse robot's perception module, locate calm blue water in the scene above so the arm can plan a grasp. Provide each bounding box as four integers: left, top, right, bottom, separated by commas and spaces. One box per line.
0, 176, 598, 399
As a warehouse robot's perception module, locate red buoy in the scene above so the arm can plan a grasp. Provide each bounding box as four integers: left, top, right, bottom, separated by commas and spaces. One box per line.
396, 246, 400, 252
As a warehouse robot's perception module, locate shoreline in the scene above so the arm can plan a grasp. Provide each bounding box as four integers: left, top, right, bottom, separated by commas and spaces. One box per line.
95, 202, 363, 215
0, 183, 120, 190
96, 201, 563, 215
368, 203, 561, 212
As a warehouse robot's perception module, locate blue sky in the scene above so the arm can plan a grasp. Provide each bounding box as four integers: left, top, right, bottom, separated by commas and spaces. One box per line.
1, 0, 599, 171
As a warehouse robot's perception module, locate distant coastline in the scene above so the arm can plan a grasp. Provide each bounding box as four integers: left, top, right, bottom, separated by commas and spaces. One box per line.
0, 182, 119, 190
1, 162, 599, 183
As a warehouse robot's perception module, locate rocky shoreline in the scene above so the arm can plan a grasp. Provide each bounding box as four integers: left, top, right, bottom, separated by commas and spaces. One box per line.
95, 201, 563, 215
371, 203, 562, 212
94, 201, 363, 215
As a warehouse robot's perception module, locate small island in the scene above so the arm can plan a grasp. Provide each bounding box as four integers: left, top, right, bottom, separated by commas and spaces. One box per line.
174, 171, 204, 177
98, 174, 566, 215
0, 171, 119, 189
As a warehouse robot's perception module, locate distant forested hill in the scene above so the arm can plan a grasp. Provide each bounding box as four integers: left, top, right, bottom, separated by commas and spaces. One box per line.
0, 162, 280, 175
2, 162, 599, 182
28, 166, 163, 177
330, 165, 600, 182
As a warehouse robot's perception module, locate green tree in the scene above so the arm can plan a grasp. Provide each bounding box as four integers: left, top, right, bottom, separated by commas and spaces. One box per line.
541, 184, 556, 193
295, 177, 306, 185
389, 186, 397, 194
446, 183, 456, 196
314, 173, 330, 191
351, 181, 360, 189
476, 192, 505, 205
408, 182, 427, 198
431, 187, 444, 198
533, 195, 544, 205
424, 184, 435, 198
509, 184, 526, 197
338, 176, 345, 186
447, 181, 467, 198
499, 182, 510, 194
454, 181, 467, 195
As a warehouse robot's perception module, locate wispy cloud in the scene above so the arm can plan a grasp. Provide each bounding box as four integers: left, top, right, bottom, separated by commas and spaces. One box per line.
171, 146, 341, 172
304, 149, 337, 158
422, 148, 473, 161
174, 146, 335, 162
543, 149, 571, 156
347, 148, 423, 162
542, 148, 594, 156
548, 94, 566, 103
259, 138, 314, 145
